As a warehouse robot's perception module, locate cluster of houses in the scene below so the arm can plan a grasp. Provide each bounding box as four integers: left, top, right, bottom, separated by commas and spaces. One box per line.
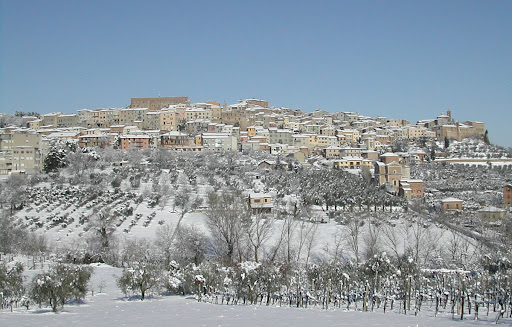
2, 96, 504, 213
1, 96, 486, 175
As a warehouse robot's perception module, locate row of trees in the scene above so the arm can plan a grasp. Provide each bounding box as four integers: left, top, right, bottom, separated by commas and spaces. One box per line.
112, 250, 512, 322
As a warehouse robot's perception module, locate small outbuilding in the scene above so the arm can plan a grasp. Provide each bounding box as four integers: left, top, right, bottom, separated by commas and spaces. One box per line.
441, 197, 463, 212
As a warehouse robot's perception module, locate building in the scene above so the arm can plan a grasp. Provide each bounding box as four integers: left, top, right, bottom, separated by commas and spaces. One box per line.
477, 206, 506, 222
435, 121, 485, 142
332, 157, 373, 170
0, 130, 46, 175
398, 180, 424, 199
374, 160, 409, 191
119, 108, 148, 126
129, 97, 189, 111
120, 135, 151, 150
196, 133, 238, 152
504, 184, 512, 206
441, 197, 463, 212
78, 134, 115, 148
160, 132, 191, 150
57, 114, 79, 128
249, 192, 273, 214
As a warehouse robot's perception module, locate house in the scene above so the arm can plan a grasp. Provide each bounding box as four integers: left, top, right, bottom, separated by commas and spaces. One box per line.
332, 157, 372, 170
374, 161, 404, 190
78, 133, 115, 148
441, 197, 463, 212
505, 184, 512, 206
380, 152, 400, 165
398, 180, 424, 199
120, 135, 151, 150
249, 193, 273, 214
160, 132, 190, 150
257, 160, 288, 170
196, 133, 238, 152
477, 206, 506, 222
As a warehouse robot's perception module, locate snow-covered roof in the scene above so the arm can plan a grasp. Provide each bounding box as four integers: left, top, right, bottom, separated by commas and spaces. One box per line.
249, 192, 272, 199
478, 206, 505, 213
120, 135, 150, 139
441, 197, 463, 202
400, 179, 423, 183
380, 152, 399, 157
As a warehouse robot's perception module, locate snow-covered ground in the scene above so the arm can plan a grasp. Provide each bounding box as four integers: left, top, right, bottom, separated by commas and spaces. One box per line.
1, 264, 509, 327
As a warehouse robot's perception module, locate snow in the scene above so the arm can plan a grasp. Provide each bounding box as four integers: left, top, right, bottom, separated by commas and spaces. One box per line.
1, 263, 507, 326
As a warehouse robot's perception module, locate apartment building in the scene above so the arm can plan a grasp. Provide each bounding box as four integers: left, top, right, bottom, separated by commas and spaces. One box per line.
57, 114, 79, 128
186, 108, 212, 121
41, 113, 62, 127
119, 108, 148, 126
196, 133, 238, 152
268, 128, 293, 145
78, 134, 115, 148
398, 180, 424, 199
0, 130, 46, 174
120, 135, 151, 150
160, 131, 191, 150
144, 111, 177, 132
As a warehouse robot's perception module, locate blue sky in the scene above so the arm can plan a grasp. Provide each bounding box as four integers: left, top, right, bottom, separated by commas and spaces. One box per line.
1, 0, 511, 147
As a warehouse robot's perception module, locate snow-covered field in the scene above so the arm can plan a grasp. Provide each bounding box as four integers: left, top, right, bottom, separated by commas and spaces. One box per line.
1, 264, 509, 327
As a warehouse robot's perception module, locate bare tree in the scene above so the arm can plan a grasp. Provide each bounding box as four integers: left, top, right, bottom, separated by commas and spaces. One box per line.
323, 226, 346, 262
362, 217, 381, 260
296, 218, 318, 263
245, 213, 274, 262
204, 191, 250, 264
382, 223, 403, 259
345, 217, 362, 264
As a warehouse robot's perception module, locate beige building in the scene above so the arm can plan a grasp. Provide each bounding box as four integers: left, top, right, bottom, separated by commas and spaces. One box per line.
374, 160, 410, 190
119, 108, 148, 126
0, 130, 45, 174
441, 197, 463, 212
435, 121, 485, 141
332, 157, 372, 170
144, 110, 177, 132
57, 114, 79, 128
11, 146, 42, 172
196, 133, 238, 152
249, 192, 273, 214
186, 108, 212, 121
41, 113, 61, 127
477, 206, 506, 222
78, 134, 115, 148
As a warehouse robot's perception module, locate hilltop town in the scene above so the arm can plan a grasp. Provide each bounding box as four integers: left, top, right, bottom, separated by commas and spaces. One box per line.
0, 96, 497, 175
